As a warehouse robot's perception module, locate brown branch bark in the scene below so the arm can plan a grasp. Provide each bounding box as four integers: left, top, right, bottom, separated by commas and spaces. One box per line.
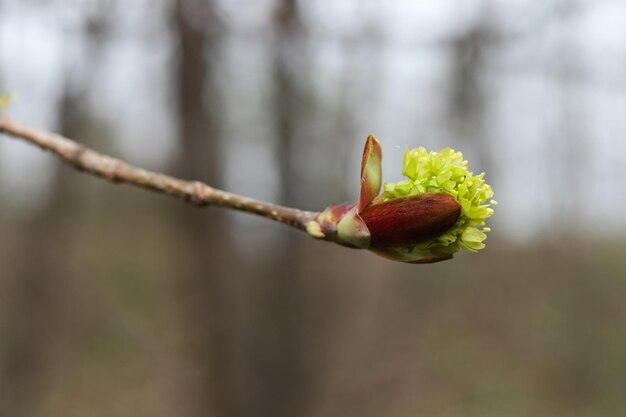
0, 115, 319, 231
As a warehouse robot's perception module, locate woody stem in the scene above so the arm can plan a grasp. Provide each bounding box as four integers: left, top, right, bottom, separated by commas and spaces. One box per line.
0, 115, 320, 231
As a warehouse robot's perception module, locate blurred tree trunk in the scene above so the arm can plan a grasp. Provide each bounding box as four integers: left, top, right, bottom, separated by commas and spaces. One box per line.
270, 0, 310, 411
170, 1, 234, 416
241, 2, 313, 416
0, 9, 109, 416
447, 12, 495, 174
0, 176, 71, 417
0, 91, 94, 417
552, 19, 586, 237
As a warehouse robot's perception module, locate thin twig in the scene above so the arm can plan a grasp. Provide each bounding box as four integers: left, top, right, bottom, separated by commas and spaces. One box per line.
0, 115, 320, 231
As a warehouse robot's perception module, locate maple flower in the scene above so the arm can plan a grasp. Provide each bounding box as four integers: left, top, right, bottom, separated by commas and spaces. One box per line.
308, 135, 496, 264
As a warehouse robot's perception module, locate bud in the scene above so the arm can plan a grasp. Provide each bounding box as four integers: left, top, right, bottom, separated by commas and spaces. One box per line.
308, 135, 495, 263
360, 192, 461, 248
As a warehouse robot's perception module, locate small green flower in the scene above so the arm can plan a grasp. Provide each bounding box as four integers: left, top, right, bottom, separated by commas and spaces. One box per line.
382, 146, 496, 258
0, 93, 12, 111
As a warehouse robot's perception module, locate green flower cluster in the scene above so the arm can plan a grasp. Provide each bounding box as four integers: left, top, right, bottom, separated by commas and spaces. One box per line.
0, 93, 12, 111
382, 147, 496, 257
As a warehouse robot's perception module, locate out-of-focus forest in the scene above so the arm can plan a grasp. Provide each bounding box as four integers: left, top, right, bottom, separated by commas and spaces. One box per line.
1, 0, 626, 416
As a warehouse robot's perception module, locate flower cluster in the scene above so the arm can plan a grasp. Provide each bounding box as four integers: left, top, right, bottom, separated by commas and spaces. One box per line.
382, 147, 496, 258
0, 93, 11, 111
309, 135, 495, 264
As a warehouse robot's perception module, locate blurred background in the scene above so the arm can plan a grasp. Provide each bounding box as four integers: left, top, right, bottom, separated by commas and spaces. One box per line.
1, 0, 626, 416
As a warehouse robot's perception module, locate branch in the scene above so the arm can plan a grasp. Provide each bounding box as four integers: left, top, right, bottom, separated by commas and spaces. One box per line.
0, 114, 498, 264
0, 115, 320, 231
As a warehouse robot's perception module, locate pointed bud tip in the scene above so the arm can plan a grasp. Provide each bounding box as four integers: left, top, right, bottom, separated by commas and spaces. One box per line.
359, 134, 383, 211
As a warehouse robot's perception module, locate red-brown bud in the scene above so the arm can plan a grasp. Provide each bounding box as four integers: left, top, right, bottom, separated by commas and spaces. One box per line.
360, 192, 461, 248
307, 136, 464, 263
